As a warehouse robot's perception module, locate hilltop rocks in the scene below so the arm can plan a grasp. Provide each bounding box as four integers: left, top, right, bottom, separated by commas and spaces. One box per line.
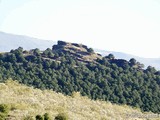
52, 40, 88, 52
52, 40, 89, 53
57, 40, 68, 46
52, 40, 102, 63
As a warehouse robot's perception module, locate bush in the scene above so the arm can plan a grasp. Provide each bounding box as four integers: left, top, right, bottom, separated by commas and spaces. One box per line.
0, 104, 9, 114
55, 113, 68, 120
44, 113, 51, 120
36, 115, 43, 120
0, 104, 9, 119
0, 113, 6, 120
87, 48, 94, 53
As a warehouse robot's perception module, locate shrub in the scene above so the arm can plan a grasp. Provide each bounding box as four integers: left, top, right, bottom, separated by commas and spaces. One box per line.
0, 113, 6, 120
87, 48, 94, 53
55, 113, 68, 120
0, 104, 9, 114
44, 113, 51, 120
36, 115, 43, 120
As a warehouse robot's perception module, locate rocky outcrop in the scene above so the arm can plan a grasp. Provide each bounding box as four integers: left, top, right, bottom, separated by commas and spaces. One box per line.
52, 40, 102, 63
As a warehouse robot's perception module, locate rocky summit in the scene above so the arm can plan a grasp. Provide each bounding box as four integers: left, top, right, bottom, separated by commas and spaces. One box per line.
52, 40, 102, 63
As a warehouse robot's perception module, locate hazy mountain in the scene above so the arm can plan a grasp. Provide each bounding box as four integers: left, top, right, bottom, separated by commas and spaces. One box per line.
0, 31, 55, 51
0, 31, 159, 70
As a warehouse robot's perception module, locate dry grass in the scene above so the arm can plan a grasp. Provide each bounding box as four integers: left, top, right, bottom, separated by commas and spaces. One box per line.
0, 80, 159, 120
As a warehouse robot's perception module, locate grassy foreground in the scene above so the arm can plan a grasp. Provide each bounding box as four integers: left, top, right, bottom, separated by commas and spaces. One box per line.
0, 80, 159, 120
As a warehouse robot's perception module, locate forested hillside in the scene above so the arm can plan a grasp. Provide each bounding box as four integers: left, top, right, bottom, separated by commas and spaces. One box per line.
0, 41, 160, 113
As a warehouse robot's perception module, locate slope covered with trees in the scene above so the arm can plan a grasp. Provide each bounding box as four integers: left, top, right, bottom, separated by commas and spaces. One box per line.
0, 41, 160, 113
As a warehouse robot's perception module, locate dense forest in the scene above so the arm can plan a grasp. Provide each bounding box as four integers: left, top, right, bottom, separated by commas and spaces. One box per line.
0, 41, 160, 113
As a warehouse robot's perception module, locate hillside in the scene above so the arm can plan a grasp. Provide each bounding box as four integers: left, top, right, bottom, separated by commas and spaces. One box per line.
0, 80, 159, 120
0, 40, 160, 114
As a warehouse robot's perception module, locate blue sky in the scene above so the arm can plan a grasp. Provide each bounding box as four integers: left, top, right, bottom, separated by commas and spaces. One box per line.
0, 0, 160, 58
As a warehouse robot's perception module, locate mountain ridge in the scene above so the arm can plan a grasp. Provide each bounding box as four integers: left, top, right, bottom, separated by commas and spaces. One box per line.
0, 31, 55, 51
0, 31, 159, 70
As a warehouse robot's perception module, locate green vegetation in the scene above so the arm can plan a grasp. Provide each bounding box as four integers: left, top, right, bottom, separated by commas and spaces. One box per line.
0, 104, 9, 120
55, 113, 68, 120
0, 42, 160, 114
0, 104, 9, 114
35, 113, 51, 120
44, 113, 51, 120
0, 80, 159, 120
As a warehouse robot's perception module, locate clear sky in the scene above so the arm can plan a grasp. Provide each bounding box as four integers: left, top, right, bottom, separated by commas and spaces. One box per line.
0, 0, 160, 58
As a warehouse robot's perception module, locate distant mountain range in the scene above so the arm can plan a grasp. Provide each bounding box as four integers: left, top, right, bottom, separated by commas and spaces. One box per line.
0, 31, 159, 70
0, 31, 55, 51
